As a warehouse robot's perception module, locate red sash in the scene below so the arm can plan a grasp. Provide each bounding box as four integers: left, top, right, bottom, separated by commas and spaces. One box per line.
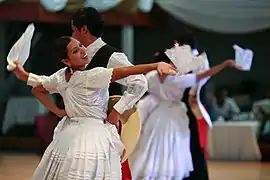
122, 160, 132, 180
197, 105, 209, 158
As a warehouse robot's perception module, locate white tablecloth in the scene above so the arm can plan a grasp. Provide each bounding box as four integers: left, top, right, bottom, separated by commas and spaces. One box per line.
2, 97, 52, 134
208, 121, 262, 161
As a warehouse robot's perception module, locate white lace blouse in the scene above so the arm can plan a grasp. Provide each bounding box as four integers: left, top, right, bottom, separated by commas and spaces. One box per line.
40, 67, 114, 120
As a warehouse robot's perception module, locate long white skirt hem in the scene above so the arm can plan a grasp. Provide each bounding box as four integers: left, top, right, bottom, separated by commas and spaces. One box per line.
129, 102, 193, 180
32, 117, 123, 180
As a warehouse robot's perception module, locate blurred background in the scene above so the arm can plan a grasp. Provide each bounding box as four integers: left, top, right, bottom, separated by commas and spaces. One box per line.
0, 0, 270, 179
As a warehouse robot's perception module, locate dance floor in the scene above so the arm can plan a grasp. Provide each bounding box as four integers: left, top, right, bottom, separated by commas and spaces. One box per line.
0, 154, 269, 180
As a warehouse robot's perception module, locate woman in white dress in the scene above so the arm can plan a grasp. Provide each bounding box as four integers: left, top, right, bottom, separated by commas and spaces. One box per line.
129, 50, 241, 180
12, 36, 176, 180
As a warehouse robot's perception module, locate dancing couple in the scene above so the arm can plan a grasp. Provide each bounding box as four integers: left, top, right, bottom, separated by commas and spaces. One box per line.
11, 6, 170, 180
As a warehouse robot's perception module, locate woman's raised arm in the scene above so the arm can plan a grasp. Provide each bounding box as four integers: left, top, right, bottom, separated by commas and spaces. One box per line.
111, 62, 176, 82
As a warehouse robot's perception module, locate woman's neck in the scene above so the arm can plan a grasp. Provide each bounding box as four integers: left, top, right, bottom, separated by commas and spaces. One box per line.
65, 65, 86, 82
70, 65, 86, 72
82, 36, 98, 47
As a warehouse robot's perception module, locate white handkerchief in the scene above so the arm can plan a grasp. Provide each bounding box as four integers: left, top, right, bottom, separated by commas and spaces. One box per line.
6, 23, 35, 71
233, 44, 253, 71
192, 49, 199, 56
165, 44, 204, 74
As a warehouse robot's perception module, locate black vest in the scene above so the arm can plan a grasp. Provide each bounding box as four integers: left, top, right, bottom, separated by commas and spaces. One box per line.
85, 44, 122, 95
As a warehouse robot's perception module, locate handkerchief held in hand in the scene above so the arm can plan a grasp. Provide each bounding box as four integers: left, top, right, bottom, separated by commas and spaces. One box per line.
165, 43, 204, 75
233, 44, 253, 71
6, 23, 35, 71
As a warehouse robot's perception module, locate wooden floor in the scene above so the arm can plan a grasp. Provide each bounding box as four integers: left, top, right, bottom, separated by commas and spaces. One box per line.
0, 155, 269, 180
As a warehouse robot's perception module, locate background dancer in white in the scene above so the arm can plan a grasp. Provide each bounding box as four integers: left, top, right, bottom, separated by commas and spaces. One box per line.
129, 48, 242, 180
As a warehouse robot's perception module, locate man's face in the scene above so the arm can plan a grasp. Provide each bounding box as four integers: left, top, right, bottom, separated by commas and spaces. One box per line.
71, 23, 83, 42
72, 23, 90, 47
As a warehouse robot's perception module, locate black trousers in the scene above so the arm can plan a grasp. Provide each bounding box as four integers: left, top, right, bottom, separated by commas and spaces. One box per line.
183, 90, 209, 180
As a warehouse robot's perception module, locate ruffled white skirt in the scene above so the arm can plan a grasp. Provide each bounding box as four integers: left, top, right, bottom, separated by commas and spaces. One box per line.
129, 101, 193, 180
32, 117, 124, 180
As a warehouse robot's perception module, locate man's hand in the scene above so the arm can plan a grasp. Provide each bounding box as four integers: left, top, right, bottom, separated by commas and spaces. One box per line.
107, 108, 121, 128
157, 62, 177, 76
12, 61, 29, 81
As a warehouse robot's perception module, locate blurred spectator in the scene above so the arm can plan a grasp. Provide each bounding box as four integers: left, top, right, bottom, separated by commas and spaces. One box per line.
213, 88, 240, 120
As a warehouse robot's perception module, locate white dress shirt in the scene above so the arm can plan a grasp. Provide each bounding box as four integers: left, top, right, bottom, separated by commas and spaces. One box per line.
212, 97, 240, 119
27, 38, 147, 114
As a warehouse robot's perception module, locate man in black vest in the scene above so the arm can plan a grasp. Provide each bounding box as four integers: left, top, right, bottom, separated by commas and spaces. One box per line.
19, 7, 147, 180
71, 7, 147, 123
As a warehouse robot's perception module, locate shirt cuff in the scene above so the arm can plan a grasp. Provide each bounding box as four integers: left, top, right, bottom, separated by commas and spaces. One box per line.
27, 73, 41, 87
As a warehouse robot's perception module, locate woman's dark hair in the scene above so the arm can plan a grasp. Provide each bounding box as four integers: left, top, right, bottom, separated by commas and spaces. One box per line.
153, 50, 171, 64
154, 31, 197, 65
72, 7, 104, 37
174, 31, 198, 50
53, 36, 72, 60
